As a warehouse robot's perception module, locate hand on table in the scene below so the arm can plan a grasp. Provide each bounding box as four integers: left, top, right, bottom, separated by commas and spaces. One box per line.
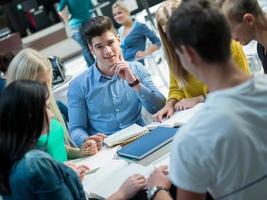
86, 133, 107, 151
174, 95, 204, 111
147, 165, 171, 190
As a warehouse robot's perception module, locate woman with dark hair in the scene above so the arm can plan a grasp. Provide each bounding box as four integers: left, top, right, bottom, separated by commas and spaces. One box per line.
0, 80, 86, 199
0, 80, 147, 200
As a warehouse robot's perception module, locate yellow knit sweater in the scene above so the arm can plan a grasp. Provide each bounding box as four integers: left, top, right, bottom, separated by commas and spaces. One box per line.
168, 40, 250, 101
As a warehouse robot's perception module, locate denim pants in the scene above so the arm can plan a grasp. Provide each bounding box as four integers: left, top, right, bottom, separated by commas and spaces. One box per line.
71, 25, 94, 67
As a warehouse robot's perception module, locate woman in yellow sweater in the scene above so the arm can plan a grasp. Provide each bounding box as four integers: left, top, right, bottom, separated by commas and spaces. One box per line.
154, 0, 250, 121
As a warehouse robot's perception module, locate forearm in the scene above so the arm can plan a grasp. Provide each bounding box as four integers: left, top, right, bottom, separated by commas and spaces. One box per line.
134, 84, 166, 114
166, 98, 178, 108
145, 44, 160, 55
66, 146, 82, 159
69, 128, 89, 147
154, 190, 173, 200
58, 10, 69, 23
107, 191, 125, 200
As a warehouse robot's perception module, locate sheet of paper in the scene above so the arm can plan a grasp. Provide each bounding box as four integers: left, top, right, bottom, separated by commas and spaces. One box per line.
83, 159, 129, 198
90, 162, 150, 199
71, 146, 119, 170
146, 103, 204, 130
149, 153, 170, 168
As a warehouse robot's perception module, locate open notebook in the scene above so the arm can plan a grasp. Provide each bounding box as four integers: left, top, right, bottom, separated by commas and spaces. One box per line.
83, 153, 171, 199
83, 160, 150, 199
146, 103, 204, 130
104, 124, 149, 147
117, 127, 177, 160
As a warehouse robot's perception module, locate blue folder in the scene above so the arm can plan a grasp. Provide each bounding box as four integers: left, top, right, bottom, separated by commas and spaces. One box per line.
117, 127, 178, 160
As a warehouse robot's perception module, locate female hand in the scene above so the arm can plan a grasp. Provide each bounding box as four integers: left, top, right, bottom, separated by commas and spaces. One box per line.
79, 139, 98, 156
153, 99, 177, 122
109, 174, 147, 200
174, 95, 204, 111
153, 104, 175, 122
65, 162, 90, 181
76, 165, 90, 181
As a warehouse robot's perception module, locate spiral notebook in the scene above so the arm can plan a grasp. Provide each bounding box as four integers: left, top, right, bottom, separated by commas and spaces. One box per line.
117, 127, 178, 160
104, 124, 149, 147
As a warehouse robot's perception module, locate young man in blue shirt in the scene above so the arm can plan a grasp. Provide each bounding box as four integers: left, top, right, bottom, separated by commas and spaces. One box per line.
57, 0, 95, 67
67, 16, 165, 147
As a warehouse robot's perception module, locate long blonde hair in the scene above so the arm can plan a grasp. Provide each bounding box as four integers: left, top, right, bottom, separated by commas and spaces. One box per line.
156, 0, 188, 86
7, 48, 70, 145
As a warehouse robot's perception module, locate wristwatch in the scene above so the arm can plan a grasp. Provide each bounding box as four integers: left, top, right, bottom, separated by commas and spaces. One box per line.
146, 186, 168, 200
128, 76, 140, 87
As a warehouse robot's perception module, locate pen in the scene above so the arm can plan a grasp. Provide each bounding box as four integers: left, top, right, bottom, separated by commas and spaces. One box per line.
85, 167, 100, 175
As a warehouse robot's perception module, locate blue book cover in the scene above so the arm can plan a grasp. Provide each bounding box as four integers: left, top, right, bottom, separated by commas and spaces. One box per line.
117, 127, 178, 160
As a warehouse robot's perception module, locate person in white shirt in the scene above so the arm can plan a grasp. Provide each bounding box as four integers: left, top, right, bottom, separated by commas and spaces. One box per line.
146, 1, 267, 200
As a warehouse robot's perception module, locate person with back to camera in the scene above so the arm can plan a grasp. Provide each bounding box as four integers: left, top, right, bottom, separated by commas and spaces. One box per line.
153, 0, 250, 122
112, 1, 161, 64
146, 1, 267, 200
0, 80, 146, 200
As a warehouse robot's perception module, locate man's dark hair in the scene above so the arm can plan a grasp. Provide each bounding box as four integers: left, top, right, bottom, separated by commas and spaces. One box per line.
83, 16, 117, 45
168, 0, 232, 63
0, 80, 48, 195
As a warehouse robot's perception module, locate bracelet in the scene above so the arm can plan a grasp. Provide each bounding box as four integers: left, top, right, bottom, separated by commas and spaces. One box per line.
128, 78, 140, 87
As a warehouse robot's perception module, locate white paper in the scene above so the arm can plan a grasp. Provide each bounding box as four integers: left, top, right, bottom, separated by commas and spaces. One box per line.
146, 103, 204, 130
86, 161, 150, 199
71, 146, 119, 170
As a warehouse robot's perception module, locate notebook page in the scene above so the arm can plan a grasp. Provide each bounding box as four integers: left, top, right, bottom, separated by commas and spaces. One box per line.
71, 146, 119, 170
164, 103, 203, 126
83, 159, 129, 197
104, 124, 148, 147
91, 163, 151, 199
146, 103, 204, 130
150, 153, 170, 168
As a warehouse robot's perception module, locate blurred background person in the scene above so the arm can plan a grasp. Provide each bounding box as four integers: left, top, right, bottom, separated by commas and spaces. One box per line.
112, 1, 161, 64
57, 0, 95, 67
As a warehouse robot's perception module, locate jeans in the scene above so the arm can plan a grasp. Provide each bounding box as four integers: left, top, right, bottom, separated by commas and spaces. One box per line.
71, 25, 94, 67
